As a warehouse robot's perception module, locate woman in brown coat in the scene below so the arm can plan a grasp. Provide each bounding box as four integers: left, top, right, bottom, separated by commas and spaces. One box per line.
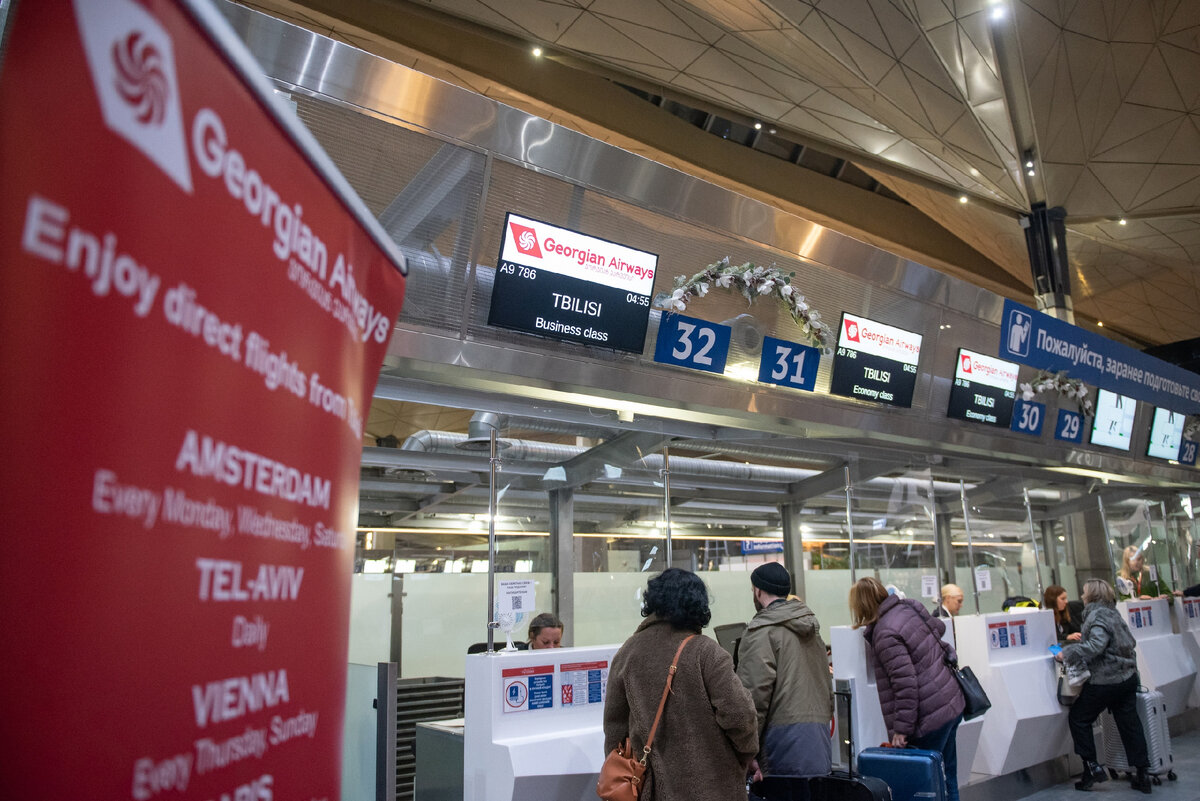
604, 568, 759, 800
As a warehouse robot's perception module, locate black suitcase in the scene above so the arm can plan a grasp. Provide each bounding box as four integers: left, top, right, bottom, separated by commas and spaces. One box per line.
809, 770, 891, 801
805, 685, 891, 801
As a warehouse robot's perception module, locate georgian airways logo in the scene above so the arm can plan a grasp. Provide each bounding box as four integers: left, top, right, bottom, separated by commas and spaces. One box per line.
844, 319, 860, 342
961, 354, 973, 373
73, 0, 193, 192
509, 222, 543, 258
112, 32, 168, 126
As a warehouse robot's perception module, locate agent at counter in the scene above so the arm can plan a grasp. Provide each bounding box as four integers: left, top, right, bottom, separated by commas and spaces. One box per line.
932, 584, 964, 618
1116, 545, 1178, 601
1044, 585, 1084, 643
527, 612, 563, 649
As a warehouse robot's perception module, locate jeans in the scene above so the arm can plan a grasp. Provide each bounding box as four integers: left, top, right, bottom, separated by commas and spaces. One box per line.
1068, 674, 1148, 767
910, 714, 962, 801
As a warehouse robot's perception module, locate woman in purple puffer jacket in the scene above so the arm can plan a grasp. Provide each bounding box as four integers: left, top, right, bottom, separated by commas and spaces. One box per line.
850, 577, 966, 801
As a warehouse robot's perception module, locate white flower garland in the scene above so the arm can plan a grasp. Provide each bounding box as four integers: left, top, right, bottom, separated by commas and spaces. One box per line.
1019, 370, 1095, 417
654, 257, 833, 351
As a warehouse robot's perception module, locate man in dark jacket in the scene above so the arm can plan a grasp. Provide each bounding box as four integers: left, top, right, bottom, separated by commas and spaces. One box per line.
736, 563, 833, 798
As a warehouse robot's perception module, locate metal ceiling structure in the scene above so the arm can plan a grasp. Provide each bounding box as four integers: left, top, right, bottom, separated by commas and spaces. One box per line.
243, 0, 1200, 350
214, 1, 1200, 574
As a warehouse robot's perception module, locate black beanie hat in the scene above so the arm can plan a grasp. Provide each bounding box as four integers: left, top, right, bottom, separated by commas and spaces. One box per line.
751, 562, 791, 597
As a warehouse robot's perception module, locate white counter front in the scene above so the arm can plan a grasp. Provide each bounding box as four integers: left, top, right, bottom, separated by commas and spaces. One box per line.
955, 610, 1071, 776
464, 645, 619, 801
1174, 597, 1200, 708
1120, 599, 1196, 715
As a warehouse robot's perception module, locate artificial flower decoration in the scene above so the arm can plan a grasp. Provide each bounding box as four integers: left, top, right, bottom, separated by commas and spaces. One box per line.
654, 257, 833, 351
1184, 417, 1200, 442
1018, 369, 1095, 417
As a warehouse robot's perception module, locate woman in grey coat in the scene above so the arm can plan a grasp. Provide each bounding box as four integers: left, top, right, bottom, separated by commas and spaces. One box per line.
1058, 578, 1152, 793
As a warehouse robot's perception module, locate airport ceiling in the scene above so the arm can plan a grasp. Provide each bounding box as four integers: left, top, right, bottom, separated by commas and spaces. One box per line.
251, 0, 1200, 351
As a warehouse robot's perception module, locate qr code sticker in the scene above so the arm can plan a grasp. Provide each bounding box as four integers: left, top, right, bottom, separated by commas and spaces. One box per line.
512, 596, 523, 610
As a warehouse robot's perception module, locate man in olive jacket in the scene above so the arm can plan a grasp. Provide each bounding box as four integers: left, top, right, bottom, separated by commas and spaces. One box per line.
736, 563, 833, 787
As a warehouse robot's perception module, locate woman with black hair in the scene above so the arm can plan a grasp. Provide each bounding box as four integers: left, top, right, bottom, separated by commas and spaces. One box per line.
603, 568, 758, 800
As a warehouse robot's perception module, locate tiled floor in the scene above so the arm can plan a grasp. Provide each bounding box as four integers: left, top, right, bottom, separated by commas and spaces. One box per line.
1015, 728, 1198, 801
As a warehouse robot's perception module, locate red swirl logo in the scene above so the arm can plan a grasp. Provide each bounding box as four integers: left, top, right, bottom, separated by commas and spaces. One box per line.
111, 31, 168, 126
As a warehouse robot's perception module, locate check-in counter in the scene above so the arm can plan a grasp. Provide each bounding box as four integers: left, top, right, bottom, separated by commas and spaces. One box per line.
831, 624, 983, 788
955, 609, 1071, 776
1119, 598, 1196, 716
463, 645, 618, 801
1173, 597, 1200, 708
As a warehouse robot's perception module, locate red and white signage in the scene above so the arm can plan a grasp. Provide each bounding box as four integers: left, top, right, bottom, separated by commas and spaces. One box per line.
954, 348, 1019, 392
838, 312, 922, 366
0, 1, 405, 798
498, 212, 657, 294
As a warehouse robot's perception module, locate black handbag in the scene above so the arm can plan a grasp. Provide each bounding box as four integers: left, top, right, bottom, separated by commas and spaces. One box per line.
920, 611, 991, 720
949, 662, 991, 720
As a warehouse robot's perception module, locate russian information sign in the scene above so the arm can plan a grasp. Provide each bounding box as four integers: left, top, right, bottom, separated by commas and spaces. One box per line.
487, 212, 656, 353
1000, 299, 1200, 414
0, 1, 407, 798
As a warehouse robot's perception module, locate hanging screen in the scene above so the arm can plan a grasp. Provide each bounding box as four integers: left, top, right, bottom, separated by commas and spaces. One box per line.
1146, 406, 1185, 460
487, 212, 657, 353
946, 349, 1019, 427
1091, 388, 1136, 451
828, 312, 922, 407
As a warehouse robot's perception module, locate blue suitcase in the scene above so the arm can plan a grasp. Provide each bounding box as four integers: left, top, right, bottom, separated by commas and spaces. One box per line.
858, 746, 947, 801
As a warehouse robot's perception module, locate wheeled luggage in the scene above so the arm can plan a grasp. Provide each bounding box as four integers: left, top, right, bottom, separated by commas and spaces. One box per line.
858, 746, 947, 801
1101, 686, 1177, 784
803, 684, 891, 801
808, 770, 891, 801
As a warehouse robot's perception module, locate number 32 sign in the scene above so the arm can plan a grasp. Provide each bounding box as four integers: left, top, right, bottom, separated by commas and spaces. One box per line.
654, 313, 731, 374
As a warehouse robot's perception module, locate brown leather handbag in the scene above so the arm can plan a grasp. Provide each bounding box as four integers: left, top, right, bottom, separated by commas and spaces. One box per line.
597, 635, 695, 801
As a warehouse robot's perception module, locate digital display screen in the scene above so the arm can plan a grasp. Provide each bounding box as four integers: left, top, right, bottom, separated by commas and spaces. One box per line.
487, 212, 656, 353
946, 349, 1018, 427
1147, 406, 1185, 460
828, 312, 922, 407
1091, 388, 1136, 451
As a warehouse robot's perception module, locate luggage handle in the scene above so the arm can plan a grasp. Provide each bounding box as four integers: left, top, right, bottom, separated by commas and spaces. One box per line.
833, 686, 858, 778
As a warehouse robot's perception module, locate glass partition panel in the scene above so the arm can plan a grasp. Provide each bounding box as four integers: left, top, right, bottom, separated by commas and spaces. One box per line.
1104, 499, 1168, 598
848, 466, 939, 605
952, 479, 1048, 613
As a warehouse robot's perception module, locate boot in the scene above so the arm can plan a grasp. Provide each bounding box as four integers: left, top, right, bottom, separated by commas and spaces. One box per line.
1130, 767, 1153, 794
1075, 760, 1107, 791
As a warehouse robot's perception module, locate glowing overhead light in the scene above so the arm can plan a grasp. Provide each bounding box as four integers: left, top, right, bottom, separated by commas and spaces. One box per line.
1097, 321, 1104, 327
1026, 168, 1036, 176
768, 127, 777, 134
1024, 159, 1034, 169
958, 195, 969, 204
754, 122, 762, 130
1118, 218, 1128, 225
990, 5, 1006, 20
531, 46, 543, 57
969, 167, 980, 177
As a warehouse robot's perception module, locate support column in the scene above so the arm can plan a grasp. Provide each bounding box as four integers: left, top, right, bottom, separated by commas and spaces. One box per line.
1023, 203, 1074, 323
934, 511, 955, 587
1040, 519, 1060, 588
549, 488, 575, 646
781, 503, 807, 600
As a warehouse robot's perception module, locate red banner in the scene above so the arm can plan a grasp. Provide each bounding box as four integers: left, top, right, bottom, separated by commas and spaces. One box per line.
0, 1, 406, 798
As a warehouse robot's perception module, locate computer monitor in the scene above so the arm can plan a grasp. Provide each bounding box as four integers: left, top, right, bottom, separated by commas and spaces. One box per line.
713, 623, 745, 659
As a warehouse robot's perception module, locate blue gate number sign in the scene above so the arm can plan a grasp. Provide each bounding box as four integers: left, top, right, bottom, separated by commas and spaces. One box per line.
1010, 399, 1045, 436
757, 336, 819, 391
653, 313, 731, 374
1054, 409, 1084, 444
